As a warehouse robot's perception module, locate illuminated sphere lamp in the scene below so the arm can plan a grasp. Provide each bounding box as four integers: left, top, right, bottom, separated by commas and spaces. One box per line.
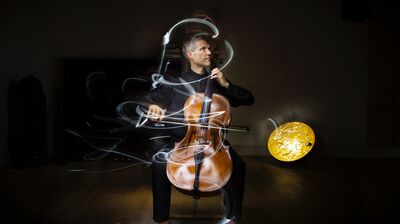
267, 121, 315, 162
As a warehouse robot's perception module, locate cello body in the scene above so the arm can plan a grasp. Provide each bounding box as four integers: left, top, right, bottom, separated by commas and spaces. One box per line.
166, 92, 233, 192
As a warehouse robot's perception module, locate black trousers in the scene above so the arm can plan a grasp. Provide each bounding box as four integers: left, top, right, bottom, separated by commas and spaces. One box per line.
151, 145, 246, 223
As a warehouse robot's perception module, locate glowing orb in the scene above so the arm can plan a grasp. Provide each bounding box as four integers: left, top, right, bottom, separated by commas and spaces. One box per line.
268, 121, 315, 162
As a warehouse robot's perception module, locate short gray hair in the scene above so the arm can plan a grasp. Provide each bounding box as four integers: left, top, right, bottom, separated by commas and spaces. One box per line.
182, 34, 209, 60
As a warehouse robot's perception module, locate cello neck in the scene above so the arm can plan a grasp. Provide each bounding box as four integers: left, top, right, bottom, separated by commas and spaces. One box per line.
199, 76, 213, 124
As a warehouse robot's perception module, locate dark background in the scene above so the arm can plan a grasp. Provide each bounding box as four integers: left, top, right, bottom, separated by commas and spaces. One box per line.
1, 0, 400, 167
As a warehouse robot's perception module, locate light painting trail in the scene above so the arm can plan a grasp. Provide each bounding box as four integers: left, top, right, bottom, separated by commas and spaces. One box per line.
65, 18, 236, 174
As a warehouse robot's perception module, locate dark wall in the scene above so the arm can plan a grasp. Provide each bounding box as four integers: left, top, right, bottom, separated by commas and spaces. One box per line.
1, 0, 399, 166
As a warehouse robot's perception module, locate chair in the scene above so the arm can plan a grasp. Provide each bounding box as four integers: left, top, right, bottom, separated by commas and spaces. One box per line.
170, 187, 225, 223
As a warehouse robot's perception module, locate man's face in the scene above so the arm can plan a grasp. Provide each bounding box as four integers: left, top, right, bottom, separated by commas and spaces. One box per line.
187, 39, 212, 68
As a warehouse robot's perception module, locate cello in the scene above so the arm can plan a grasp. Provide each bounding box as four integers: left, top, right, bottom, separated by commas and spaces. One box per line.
166, 51, 233, 195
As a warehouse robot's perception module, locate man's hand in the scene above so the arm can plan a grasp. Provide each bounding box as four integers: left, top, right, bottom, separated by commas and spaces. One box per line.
147, 105, 166, 121
210, 68, 229, 88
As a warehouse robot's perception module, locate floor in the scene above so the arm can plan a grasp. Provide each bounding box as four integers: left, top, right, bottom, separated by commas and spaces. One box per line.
1, 156, 399, 224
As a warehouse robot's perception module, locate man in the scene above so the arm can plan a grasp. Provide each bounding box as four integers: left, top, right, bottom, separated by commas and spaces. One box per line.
147, 35, 254, 224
